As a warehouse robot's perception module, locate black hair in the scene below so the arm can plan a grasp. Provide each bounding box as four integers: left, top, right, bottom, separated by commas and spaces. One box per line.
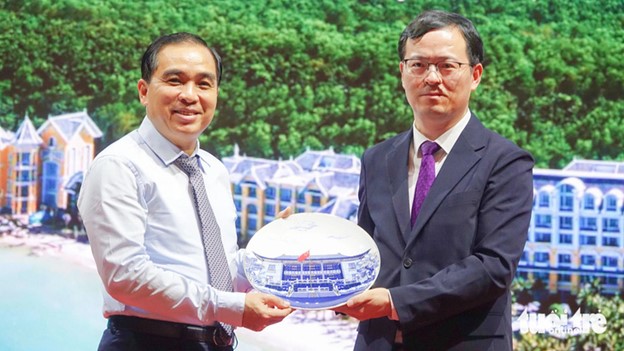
398, 10, 484, 65
140, 32, 222, 84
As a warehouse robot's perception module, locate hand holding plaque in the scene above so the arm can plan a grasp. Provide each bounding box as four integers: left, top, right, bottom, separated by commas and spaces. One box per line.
243, 213, 381, 310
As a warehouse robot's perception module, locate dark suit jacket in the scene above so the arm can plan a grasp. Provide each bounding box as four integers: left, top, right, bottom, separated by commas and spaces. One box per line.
354, 114, 534, 351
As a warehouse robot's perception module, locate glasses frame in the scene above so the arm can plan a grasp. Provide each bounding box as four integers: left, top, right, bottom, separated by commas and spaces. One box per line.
401, 59, 473, 78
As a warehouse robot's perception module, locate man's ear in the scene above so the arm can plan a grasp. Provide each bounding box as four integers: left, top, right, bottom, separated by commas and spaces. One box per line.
471, 63, 483, 91
137, 79, 149, 106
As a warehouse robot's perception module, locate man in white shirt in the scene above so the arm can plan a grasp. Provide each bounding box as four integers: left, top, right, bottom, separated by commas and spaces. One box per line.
78, 32, 292, 351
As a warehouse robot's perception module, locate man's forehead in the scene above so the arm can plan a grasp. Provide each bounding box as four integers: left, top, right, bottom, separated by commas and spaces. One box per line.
405, 27, 467, 55
154, 43, 216, 72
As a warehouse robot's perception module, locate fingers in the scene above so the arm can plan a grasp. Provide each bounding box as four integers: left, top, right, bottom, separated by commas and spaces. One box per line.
276, 206, 292, 219
331, 289, 392, 321
346, 292, 367, 308
242, 293, 293, 331
262, 293, 291, 309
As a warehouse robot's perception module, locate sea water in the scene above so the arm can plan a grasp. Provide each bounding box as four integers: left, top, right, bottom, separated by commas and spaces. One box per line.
0, 246, 263, 351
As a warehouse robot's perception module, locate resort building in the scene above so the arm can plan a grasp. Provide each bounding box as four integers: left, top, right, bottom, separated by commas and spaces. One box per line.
522, 160, 624, 295
0, 110, 102, 220
223, 146, 360, 243
228, 151, 624, 295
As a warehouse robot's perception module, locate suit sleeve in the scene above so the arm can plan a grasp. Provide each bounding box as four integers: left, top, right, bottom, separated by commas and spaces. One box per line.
357, 149, 375, 237
390, 147, 534, 332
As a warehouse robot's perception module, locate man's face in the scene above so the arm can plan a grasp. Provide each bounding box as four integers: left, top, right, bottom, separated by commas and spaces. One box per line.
138, 42, 218, 153
400, 26, 482, 131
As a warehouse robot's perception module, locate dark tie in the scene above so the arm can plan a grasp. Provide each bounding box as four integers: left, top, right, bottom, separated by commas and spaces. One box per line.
174, 155, 234, 343
410, 141, 440, 227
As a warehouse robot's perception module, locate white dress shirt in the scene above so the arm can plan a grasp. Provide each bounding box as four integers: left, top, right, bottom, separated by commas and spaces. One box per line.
78, 117, 251, 327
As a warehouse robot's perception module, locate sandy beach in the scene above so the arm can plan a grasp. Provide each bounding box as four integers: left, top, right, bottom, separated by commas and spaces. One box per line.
0, 229, 97, 270
0, 230, 357, 351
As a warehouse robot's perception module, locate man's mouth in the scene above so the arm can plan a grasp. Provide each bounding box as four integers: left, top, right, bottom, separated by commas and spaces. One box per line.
423, 91, 444, 97
173, 109, 200, 116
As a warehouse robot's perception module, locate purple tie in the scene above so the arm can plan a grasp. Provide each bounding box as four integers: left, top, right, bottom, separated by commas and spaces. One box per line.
411, 141, 440, 227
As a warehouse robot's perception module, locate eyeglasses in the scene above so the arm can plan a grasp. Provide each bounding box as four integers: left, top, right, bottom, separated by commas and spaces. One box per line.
402, 59, 472, 77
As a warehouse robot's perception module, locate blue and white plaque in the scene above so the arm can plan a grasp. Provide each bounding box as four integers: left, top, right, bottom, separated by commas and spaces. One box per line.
243, 213, 381, 310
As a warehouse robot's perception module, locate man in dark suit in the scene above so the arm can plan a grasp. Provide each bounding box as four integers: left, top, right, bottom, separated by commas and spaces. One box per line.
334, 10, 534, 351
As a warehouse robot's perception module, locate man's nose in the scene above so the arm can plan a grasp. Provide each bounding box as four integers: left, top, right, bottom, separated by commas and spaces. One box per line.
424, 65, 442, 84
178, 83, 199, 102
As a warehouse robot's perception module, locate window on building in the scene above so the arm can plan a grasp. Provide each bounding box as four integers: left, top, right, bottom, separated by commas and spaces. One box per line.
20, 152, 31, 166
234, 184, 242, 195
311, 194, 322, 207
580, 216, 597, 231
520, 251, 528, 264
265, 204, 275, 216
266, 186, 276, 200
602, 276, 618, 286
558, 254, 572, 267
580, 255, 596, 267
19, 171, 30, 182
559, 233, 573, 244
605, 196, 618, 212
583, 195, 595, 210
280, 188, 292, 202
580, 275, 593, 284
319, 156, 335, 169
247, 185, 257, 198
234, 199, 241, 211
558, 274, 571, 283
534, 252, 550, 265
535, 214, 552, 228
534, 232, 551, 243
44, 179, 57, 193
84, 144, 92, 168
48, 137, 56, 147
534, 271, 549, 284
538, 192, 550, 208
559, 216, 573, 230
559, 185, 574, 211
297, 191, 306, 204
580, 235, 597, 245
602, 236, 620, 247
247, 204, 257, 214
248, 217, 257, 232
602, 218, 620, 233
601, 256, 618, 270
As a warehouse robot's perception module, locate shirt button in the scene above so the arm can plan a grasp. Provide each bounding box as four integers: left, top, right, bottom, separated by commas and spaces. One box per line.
403, 258, 413, 268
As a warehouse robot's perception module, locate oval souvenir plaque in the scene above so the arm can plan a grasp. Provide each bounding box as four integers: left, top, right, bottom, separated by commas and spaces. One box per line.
243, 213, 381, 310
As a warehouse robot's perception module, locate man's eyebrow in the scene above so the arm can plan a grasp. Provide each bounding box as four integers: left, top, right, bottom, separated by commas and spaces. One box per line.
404, 55, 455, 61
161, 69, 216, 82
197, 72, 217, 82
162, 69, 184, 77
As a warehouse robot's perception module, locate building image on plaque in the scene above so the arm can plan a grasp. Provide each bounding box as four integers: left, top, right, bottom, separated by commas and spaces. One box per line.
244, 249, 379, 309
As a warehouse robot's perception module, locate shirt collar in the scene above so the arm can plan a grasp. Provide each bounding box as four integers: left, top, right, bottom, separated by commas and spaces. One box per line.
137, 117, 206, 168
412, 109, 471, 156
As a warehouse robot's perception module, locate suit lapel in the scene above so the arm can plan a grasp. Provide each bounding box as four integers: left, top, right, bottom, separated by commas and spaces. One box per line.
407, 115, 488, 248
386, 130, 412, 244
